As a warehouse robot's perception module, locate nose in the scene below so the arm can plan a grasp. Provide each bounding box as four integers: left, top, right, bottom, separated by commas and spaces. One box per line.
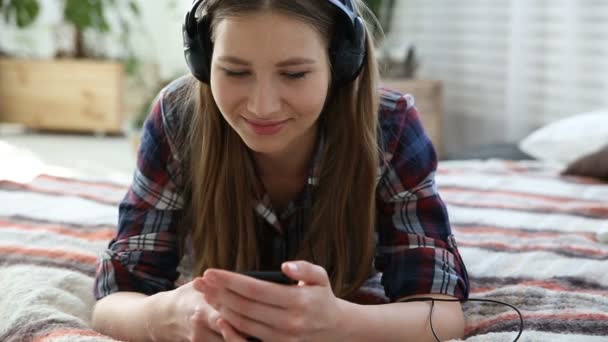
247, 77, 281, 118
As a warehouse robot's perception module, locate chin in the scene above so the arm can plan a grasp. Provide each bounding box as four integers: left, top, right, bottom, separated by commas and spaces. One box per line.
240, 137, 286, 155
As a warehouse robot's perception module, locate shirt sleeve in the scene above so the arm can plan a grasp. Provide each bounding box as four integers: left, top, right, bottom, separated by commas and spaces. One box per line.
94, 90, 185, 300
375, 93, 469, 302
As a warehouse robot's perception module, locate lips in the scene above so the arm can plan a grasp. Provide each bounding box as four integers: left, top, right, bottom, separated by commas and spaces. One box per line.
243, 117, 289, 135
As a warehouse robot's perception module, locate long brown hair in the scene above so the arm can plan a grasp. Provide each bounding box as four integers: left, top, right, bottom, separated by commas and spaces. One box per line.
177, 0, 381, 298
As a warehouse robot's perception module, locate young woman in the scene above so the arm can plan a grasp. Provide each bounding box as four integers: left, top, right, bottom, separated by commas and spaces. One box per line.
92, 0, 469, 341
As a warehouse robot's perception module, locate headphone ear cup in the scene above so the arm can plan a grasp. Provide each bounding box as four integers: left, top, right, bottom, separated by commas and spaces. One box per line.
183, 13, 213, 83
351, 17, 367, 74
330, 16, 367, 85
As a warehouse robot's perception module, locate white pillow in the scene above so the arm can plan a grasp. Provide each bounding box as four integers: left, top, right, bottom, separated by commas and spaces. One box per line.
518, 111, 608, 164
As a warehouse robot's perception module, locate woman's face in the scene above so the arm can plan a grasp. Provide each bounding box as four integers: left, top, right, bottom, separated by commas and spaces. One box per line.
210, 11, 331, 159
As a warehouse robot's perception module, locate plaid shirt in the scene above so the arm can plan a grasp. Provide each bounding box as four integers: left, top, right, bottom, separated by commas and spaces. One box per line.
94, 76, 469, 302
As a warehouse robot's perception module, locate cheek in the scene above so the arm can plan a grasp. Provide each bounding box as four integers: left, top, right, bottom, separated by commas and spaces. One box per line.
210, 77, 242, 118
282, 71, 329, 119
291, 82, 328, 119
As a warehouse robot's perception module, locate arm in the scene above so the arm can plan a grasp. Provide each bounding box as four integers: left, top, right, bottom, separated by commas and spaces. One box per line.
93, 283, 225, 342
339, 294, 464, 342
92, 87, 190, 341
198, 261, 464, 342
92, 292, 166, 342
372, 91, 469, 339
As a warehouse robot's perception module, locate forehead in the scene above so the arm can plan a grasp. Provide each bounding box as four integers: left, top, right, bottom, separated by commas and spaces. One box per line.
213, 12, 328, 62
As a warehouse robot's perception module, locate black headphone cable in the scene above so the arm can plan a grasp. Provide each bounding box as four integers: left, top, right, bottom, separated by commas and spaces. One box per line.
400, 296, 524, 342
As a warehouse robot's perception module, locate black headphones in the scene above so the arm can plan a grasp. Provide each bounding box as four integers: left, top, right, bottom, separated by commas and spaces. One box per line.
182, 0, 367, 86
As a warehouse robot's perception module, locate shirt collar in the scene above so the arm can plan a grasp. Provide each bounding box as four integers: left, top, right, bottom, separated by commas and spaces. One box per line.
253, 128, 325, 231
307, 129, 325, 187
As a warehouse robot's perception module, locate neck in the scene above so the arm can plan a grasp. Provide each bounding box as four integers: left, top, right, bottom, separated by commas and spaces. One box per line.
253, 125, 318, 181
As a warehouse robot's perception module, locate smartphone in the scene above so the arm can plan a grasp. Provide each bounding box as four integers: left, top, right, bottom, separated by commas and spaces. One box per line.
240, 271, 297, 285
240, 271, 295, 342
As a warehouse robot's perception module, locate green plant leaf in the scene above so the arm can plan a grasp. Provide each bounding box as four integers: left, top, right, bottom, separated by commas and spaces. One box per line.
4, 0, 40, 28
65, 0, 112, 33
24, 0, 39, 27
0, 0, 5, 9
3, 7, 10, 23
59, 0, 143, 59
363, 0, 382, 19
124, 57, 139, 76
128, 1, 140, 16
98, 17, 110, 32
91, 0, 106, 31
64, 0, 93, 30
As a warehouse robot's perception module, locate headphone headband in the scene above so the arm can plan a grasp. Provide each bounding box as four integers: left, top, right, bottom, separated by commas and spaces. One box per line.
183, 0, 367, 85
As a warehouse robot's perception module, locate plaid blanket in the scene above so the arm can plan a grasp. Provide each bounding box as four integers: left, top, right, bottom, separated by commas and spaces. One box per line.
0, 160, 607, 341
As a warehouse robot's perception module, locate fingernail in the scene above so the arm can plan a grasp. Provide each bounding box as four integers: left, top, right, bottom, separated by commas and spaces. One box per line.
205, 273, 217, 285
194, 278, 205, 290
285, 262, 298, 272
218, 320, 227, 337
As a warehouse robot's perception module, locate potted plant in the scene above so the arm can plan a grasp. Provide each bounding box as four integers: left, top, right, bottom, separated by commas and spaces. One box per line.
0, 0, 39, 28
362, 0, 419, 79
362, 0, 395, 38
0, 0, 154, 134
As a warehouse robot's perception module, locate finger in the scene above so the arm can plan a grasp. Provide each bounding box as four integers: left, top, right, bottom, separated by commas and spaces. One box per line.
218, 318, 249, 342
190, 311, 224, 342
193, 277, 205, 293
282, 260, 330, 286
219, 305, 283, 342
207, 308, 222, 334
199, 281, 221, 311
191, 328, 223, 342
201, 279, 289, 330
203, 269, 297, 308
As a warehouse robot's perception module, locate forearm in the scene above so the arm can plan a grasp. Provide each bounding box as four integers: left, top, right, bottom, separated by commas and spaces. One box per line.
340, 295, 465, 342
92, 291, 177, 342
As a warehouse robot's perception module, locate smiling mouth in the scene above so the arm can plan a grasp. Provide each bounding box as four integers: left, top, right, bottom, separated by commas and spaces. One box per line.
243, 117, 289, 135
243, 117, 290, 126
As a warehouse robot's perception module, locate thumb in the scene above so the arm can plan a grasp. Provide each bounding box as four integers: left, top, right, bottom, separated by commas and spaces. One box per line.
281, 261, 330, 286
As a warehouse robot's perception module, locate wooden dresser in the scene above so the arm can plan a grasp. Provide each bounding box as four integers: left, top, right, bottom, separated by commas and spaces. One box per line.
380, 79, 444, 157
0, 58, 124, 134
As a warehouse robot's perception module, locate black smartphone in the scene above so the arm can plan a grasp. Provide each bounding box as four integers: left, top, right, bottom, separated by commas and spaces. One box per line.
240, 271, 297, 285
240, 271, 295, 341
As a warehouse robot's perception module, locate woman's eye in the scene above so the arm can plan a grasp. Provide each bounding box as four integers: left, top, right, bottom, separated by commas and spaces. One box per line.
221, 69, 308, 80
223, 69, 250, 78
283, 72, 308, 80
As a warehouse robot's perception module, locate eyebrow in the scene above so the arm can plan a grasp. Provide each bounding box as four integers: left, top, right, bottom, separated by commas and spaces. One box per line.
217, 56, 316, 67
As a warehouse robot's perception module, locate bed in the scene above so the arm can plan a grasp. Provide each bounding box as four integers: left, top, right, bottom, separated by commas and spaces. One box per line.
1, 159, 607, 341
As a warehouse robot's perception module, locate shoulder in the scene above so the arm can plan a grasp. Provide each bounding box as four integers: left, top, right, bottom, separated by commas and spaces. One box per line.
159, 74, 195, 114
158, 75, 196, 134
378, 86, 416, 114
377, 86, 434, 162
154, 74, 197, 160
137, 75, 195, 193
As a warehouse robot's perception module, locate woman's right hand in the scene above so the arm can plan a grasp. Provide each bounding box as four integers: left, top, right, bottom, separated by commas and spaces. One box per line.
149, 278, 226, 341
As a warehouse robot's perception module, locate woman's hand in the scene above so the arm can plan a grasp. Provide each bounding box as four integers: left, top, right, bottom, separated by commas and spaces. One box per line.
197, 261, 351, 342
152, 279, 233, 342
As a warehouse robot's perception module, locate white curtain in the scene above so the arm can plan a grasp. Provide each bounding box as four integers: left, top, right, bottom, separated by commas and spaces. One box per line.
388, 0, 608, 154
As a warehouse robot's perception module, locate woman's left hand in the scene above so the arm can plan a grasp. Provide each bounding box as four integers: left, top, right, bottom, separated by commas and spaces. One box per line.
195, 261, 350, 342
